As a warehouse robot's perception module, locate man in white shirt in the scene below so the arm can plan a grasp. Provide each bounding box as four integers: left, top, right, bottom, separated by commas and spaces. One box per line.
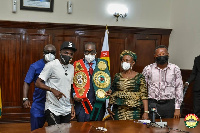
35, 41, 76, 126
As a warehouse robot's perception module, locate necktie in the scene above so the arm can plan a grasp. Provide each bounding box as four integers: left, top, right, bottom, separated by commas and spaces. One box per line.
88, 63, 93, 75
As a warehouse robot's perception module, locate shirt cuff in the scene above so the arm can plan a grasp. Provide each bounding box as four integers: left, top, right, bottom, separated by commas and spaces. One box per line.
175, 103, 181, 109
73, 93, 76, 98
185, 82, 189, 85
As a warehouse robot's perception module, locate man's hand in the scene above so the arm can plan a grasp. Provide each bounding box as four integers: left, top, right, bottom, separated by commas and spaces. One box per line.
71, 105, 75, 120
174, 109, 181, 119
142, 112, 149, 120
105, 89, 112, 97
107, 107, 115, 120
23, 100, 31, 108
51, 88, 66, 100
74, 94, 83, 102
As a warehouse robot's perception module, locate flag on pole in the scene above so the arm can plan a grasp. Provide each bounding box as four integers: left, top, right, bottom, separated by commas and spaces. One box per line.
100, 28, 110, 70
0, 86, 2, 118
101, 27, 111, 120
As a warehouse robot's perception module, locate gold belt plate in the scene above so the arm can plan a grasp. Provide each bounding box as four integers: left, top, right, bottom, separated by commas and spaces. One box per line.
73, 72, 87, 88
93, 71, 110, 88
96, 89, 106, 99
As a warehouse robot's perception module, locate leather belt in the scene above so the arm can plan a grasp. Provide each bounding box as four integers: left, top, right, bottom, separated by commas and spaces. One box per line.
149, 98, 174, 104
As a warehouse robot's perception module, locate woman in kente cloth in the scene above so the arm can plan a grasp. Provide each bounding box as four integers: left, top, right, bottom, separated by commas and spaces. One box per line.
107, 50, 149, 120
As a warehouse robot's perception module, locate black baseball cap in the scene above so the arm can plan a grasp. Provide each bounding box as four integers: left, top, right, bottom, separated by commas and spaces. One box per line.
60, 41, 77, 52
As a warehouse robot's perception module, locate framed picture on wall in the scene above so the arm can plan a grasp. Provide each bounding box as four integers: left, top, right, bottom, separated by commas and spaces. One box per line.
20, 0, 54, 12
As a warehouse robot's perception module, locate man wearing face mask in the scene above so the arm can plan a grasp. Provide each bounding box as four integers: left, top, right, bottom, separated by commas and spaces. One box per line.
142, 45, 183, 119
73, 42, 111, 122
22, 44, 56, 131
35, 41, 76, 126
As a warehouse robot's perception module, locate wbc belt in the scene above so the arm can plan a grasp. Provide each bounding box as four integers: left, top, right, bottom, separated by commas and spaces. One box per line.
90, 59, 111, 121
73, 59, 93, 114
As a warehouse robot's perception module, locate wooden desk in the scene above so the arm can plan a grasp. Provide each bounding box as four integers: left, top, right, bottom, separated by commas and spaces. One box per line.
32, 118, 200, 133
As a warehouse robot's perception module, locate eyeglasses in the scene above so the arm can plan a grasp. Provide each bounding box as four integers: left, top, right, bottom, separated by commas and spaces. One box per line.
84, 50, 96, 55
44, 51, 56, 55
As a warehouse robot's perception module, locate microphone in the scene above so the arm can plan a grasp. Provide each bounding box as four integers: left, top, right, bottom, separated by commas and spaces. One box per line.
149, 103, 156, 123
149, 103, 167, 128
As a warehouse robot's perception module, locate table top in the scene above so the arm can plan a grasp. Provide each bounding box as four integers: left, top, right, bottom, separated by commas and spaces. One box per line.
31, 118, 200, 133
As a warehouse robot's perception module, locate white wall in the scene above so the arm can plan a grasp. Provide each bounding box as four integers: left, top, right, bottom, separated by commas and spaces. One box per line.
2, 0, 199, 70
169, 0, 200, 69
0, 0, 171, 28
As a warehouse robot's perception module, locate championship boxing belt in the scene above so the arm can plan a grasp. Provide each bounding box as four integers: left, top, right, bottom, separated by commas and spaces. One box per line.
73, 59, 93, 114
90, 59, 111, 121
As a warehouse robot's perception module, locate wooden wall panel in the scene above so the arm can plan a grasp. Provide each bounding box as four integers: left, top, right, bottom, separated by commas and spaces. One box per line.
53, 35, 77, 59
133, 34, 161, 73
79, 36, 102, 60
0, 20, 172, 122
180, 70, 194, 117
0, 33, 22, 107
109, 38, 126, 80
21, 34, 50, 102
0, 33, 31, 122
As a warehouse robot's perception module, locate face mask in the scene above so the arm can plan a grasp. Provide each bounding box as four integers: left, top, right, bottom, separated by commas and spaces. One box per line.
45, 53, 55, 62
60, 54, 72, 65
155, 55, 169, 65
121, 62, 131, 71
85, 54, 96, 63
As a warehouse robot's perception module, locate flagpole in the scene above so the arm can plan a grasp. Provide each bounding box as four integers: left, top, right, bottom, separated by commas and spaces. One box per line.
106, 25, 109, 34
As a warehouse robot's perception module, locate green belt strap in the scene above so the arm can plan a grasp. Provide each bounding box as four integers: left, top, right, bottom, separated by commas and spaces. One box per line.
90, 59, 111, 121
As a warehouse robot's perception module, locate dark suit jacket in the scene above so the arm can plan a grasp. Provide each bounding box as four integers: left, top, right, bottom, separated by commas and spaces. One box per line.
187, 55, 200, 91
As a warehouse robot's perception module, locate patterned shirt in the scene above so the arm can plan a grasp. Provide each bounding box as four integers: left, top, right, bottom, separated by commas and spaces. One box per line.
142, 63, 183, 109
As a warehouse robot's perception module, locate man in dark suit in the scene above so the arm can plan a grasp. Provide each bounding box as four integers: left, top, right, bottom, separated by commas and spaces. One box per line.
73, 42, 111, 122
185, 55, 200, 118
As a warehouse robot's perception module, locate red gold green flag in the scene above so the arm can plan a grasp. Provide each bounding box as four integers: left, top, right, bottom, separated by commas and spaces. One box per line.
100, 29, 110, 70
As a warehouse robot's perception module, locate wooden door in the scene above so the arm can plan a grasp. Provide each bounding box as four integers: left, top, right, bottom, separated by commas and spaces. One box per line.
0, 33, 26, 122
133, 34, 161, 73
109, 38, 126, 80
22, 34, 50, 102
0, 33, 50, 122
53, 33, 77, 62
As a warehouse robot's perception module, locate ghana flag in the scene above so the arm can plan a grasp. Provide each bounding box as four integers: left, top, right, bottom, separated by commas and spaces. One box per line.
100, 29, 110, 70
100, 28, 111, 120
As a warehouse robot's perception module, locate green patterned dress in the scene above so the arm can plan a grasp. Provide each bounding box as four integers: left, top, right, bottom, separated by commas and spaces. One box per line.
109, 73, 148, 120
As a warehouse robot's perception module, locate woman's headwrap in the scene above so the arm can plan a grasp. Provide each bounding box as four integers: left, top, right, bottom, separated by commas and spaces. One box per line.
120, 50, 137, 62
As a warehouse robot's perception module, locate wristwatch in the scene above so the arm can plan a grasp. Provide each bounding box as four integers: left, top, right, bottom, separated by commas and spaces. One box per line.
144, 111, 149, 113
23, 98, 28, 102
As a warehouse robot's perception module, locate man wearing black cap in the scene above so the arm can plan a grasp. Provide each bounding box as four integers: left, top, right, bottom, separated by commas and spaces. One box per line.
35, 41, 76, 126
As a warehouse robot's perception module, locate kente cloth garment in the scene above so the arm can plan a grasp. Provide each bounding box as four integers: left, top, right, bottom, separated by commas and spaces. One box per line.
110, 73, 148, 120
142, 63, 183, 109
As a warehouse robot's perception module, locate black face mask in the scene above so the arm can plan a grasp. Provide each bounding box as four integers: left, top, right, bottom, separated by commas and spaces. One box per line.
60, 54, 72, 65
156, 55, 169, 65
